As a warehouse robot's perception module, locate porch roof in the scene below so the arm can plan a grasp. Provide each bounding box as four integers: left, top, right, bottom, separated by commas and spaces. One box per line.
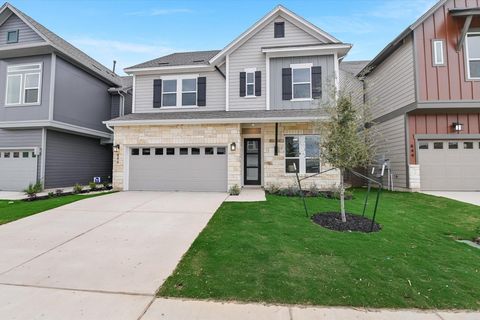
104, 109, 325, 126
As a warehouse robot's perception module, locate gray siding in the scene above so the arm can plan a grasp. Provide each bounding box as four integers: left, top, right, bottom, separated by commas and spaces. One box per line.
0, 55, 52, 121
339, 69, 364, 108
270, 55, 335, 110
0, 14, 44, 47
124, 92, 132, 115
53, 57, 111, 132
134, 70, 225, 112
44, 130, 112, 188
0, 128, 43, 181
228, 17, 322, 111
111, 95, 120, 119
375, 115, 407, 189
365, 35, 415, 118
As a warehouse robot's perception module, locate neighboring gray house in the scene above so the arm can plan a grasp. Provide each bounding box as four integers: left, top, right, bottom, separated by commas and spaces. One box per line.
105, 5, 351, 192
0, 3, 132, 190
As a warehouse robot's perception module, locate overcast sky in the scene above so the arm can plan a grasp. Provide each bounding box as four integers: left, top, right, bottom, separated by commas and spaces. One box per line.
8, 0, 437, 75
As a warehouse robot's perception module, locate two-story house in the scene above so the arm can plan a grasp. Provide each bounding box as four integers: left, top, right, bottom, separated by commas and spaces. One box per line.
360, 0, 480, 192
105, 5, 351, 192
0, 3, 132, 191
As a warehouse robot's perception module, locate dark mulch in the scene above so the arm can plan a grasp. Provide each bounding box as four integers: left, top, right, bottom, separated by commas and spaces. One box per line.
311, 212, 381, 233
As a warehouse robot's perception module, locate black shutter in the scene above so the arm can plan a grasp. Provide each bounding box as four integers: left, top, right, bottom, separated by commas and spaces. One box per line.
282, 68, 292, 100
197, 77, 206, 106
153, 79, 162, 108
255, 71, 261, 96
311, 66, 322, 99
239, 72, 246, 97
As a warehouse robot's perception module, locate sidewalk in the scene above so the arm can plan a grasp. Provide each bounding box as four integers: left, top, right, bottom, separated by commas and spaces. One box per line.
141, 298, 479, 320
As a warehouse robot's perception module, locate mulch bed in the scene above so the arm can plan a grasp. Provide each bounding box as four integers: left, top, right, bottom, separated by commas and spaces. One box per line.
311, 212, 381, 233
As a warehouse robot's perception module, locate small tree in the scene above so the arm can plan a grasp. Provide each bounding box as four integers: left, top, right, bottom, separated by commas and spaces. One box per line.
319, 93, 375, 222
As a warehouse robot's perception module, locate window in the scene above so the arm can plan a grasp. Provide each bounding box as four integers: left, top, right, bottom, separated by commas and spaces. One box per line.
246, 71, 255, 97
466, 33, 480, 79
464, 142, 474, 149
131, 148, 139, 155
5, 63, 42, 105
166, 148, 175, 155
274, 22, 285, 38
432, 40, 445, 66
217, 147, 226, 155
205, 147, 214, 155
4, 152, 10, 158
191, 147, 200, 155
182, 79, 197, 106
22, 151, 29, 158
180, 148, 188, 155
291, 64, 311, 100
13, 152, 19, 158
433, 142, 443, 149
6, 30, 18, 44
155, 148, 163, 155
448, 142, 458, 149
162, 80, 177, 106
142, 148, 151, 155
418, 142, 429, 149
285, 135, 320, 174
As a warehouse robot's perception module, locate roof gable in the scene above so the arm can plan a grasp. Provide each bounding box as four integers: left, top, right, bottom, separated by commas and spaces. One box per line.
209, 5, 341, 64
0, 10, 44, 45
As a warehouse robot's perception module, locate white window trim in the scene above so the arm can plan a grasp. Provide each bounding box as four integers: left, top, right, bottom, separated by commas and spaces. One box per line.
181, 78, 198, 107
5, 63, 42, 107
284, 135, 320, 174
160, 74, 199, 109
432, 39, 445, 66
6, 29, 19, 44
465, 32, 480, 80
245, 67, 256, 98
290, 63, 312, 101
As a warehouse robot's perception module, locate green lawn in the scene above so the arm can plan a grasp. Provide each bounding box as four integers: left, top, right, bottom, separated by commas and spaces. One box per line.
159, 189, 480, 309
0, 193, 112, 225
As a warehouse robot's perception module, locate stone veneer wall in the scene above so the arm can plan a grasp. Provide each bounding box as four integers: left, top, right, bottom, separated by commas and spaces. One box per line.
408, 164, 421, 191
112, 124, 241, 190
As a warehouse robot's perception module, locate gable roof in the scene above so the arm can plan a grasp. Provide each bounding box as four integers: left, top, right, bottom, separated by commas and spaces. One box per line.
209, 5, 341, 65
128, 50, 221, 70
0, 2, 122, 86
359, 0, 448, 77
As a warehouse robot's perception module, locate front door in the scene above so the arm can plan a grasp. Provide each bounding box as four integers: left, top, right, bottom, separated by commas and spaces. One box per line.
244, 138, 261, 185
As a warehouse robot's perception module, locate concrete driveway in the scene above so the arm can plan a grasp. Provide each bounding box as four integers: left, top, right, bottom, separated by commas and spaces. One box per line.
422, 191, 480, 206
0, 191, 227, 320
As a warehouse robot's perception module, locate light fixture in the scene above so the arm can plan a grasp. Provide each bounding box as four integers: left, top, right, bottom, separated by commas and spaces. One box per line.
230, 142, 236, 151
452, 122, 463, 133
113, 144, 120, 153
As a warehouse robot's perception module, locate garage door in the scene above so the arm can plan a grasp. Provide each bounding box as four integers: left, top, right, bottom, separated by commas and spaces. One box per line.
0, 149, 38, 191
418, 140, 480, 191
128, 146, 228, 192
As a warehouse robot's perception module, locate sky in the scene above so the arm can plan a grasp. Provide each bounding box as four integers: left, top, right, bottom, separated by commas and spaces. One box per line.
7, 0, 437, 75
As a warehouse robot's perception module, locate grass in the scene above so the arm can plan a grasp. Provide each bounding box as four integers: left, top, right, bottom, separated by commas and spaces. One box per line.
158, 189, 480, 310
0, 192, 112, 225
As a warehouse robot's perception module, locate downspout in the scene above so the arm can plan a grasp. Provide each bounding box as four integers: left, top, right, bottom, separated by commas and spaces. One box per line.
274, 122, 278, 156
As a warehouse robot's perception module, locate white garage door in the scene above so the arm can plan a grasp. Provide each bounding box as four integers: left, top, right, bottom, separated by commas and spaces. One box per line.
128, 146, 228, 192
0, 150, 38, 191
418, 140, 480, 191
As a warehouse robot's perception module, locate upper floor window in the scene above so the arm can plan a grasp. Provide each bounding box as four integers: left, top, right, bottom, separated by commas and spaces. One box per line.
182, 79, 197, 106
6, 30, 19, 44
154, 75, 205, 109
246, 70, 255, 97
5, 63, 42, 106
432, 39, 445, 66
291, 63, 311, 100
465, 33, 480, 79
162, 79, 177, 107
274, 22, 285, 38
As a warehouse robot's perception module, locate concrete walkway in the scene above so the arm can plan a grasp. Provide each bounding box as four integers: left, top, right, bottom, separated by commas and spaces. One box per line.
422, 191, 480, 206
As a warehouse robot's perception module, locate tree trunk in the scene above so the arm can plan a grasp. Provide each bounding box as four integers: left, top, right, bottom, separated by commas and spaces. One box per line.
340, 168, 346, 222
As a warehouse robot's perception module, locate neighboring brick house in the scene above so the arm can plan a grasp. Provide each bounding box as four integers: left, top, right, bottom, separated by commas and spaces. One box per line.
0, 3, 132, 191
360, 0, 480, 191
106, 6, 352, 192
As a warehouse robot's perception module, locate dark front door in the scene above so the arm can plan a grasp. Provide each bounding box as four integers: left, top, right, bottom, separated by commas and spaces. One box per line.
244, 138, 261, 185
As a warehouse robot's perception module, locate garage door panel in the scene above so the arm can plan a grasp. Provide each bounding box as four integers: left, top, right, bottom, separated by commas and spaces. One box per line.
0, 150, 38, 191
129, 147, 227, 192
419, 140, 480, 191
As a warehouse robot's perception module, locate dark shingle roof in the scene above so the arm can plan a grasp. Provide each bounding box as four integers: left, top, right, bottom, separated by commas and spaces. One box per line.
2, 3, 122, 86
127, 50, 221, 69
340, 60, 370, 76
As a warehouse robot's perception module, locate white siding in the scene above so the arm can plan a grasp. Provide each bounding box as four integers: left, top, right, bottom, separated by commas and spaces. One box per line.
365, 36, 415, 118
134, 70, 225, 112
0, 14, 44, 47
228, 17, 323, 111
375, 115, 408, 189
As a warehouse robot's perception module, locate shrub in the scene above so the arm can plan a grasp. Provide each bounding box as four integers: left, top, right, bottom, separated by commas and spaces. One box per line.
279, 185, 301, 197
47, 191, 55, 198
308, 183, 320, 197
102, 180, 111, 190
264, 183, 281, 195
229, 184, 241, 196
73, 184, 83, 194
55, 189, 63, 196
88, 181, 97, 191
23, 181, 42, 200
